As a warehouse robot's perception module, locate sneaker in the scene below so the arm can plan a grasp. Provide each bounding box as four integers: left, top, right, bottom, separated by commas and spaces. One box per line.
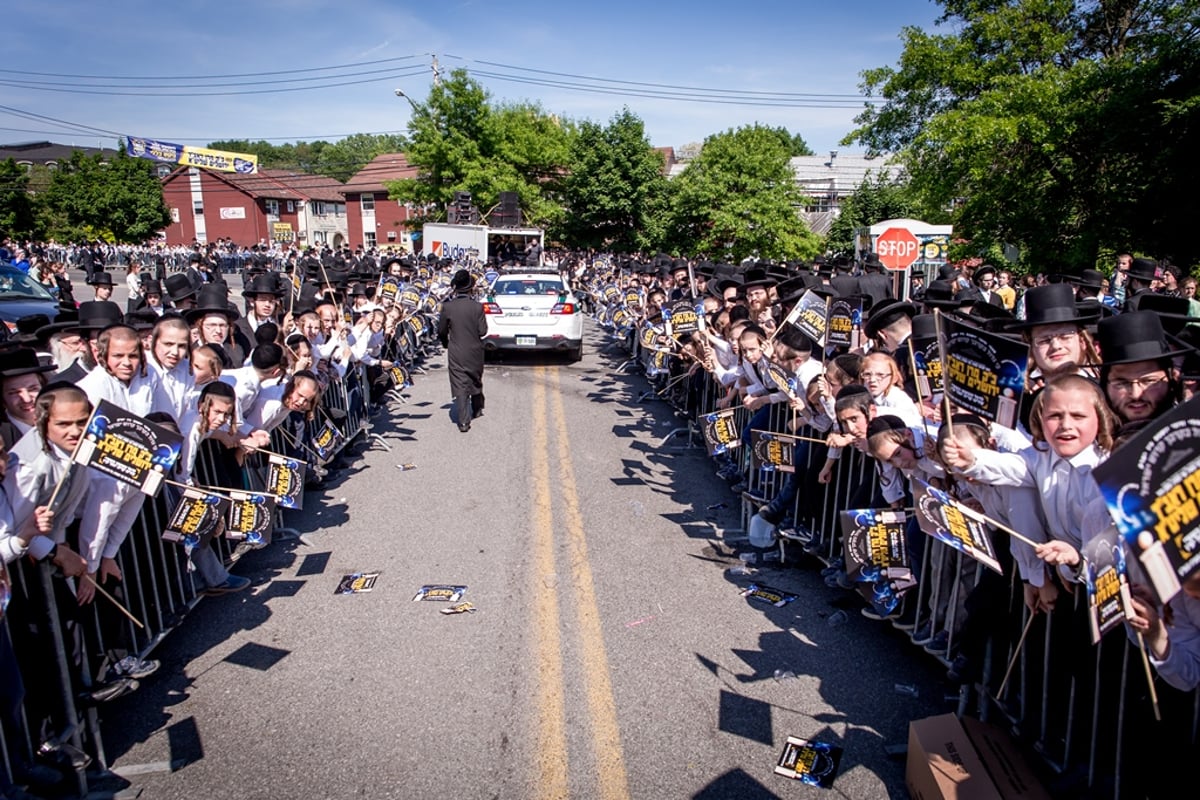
947, 653, 980, 685
743, 490, 768, 505
110, 655, 160, 680
819, 558, 844, 578
203, 575, 252, 596
79, 677, 138, 706
730, 481, 748, 494
911, 621, 935, 646
923, 631, 951, 654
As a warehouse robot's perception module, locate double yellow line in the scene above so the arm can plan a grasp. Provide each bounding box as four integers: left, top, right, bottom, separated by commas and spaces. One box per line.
531, 366, 630, 800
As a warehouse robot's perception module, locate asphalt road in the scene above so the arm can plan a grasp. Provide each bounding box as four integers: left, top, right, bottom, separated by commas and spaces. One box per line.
92, 307, 954, 799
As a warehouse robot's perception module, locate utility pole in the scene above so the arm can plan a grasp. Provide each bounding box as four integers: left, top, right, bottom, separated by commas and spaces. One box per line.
431, 55, 442, 88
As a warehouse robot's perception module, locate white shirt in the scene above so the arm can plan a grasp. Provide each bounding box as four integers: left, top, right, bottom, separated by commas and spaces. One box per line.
4, 428, 92, 559
219, 366, 263, 420
148, 357, 195, 422
78, 366, 156, 417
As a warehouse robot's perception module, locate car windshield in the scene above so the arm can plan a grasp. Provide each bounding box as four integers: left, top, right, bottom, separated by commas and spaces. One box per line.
0, 267, 55, 301
493, 279, 562, 296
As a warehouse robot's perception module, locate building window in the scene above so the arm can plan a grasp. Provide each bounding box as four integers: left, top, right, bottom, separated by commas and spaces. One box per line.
286, 200, 295, 213
361, 195, 375, 213
364, 232, 377, 247
193, 200, 204, 215
265, 199, 279, 217
387, 231, 397, 241
156, 164, 172, 178
337, 203, 345, 216
804, 195, 834, 214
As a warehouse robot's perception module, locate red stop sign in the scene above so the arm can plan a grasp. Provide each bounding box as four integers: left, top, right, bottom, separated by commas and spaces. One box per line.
875, 228, 920, 270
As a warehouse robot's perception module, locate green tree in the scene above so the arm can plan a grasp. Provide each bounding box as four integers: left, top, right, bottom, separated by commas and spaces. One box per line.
38, 151, 171, 243
0, 159, 37, 239
385, 69, 574, 231
824, 170, 923, 254
664, 124, 821, 262
845, 0, 1200, 271
561, 109, 669, 253
764, 126, 815, 158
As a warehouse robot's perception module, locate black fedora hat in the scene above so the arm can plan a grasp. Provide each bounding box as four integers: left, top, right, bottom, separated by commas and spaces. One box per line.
35, 309, 81, 341
740, 267, 777, 290
243, 272, 285, 298
1096, 311, 1191, 366
139, 278, 163, 296
1130, 293, 1194, 335
1072, 268, 1106, 292
864, 298, 917, 339
910, 313, 937, 347
920, 280, 968, 310
12, 314, 52, 345
860, 253, 885, 272
75, 300, 125, 333
0, 345, 56, 378
1005, 284, 1099, 331
1125, 257, 1159, 283
88, 272, 114, 288
185, 285, 239, 325
164, 273, 197, 304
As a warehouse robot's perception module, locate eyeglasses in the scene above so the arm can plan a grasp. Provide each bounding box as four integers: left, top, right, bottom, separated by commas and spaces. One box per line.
1108, 373, 1168, 393
861, 371, 890, 380
1032, 331, 1078, 349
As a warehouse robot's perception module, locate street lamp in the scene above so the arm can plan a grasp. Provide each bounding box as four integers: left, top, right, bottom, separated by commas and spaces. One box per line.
393, 88, 420, 114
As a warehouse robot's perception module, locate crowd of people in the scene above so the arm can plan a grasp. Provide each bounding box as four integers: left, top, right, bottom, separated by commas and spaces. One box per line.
584, 249, 1199, 793
0, 238, 459, 800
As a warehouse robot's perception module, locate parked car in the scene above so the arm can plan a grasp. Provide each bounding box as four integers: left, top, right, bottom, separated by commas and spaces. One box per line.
0, 263, 64, 341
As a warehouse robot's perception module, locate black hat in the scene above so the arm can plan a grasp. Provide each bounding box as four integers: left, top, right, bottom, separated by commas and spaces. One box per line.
1072, 269, 1106, 292
860, 253, 886, 272
973, 265, 997, 284
450, 269, 473, 292
864, 298, 917, 339
1006, 284, 1099, 331
35, 310, 81, 341
164, 273, 197, 303
949, 412, 990, 431
1096, 311, 1190, 366
88, 272, 114, 288
1130, 293, 1193, 335
12, 314, 51, 345
75, 300, 125, 333
740, 267, 777, 290
0, 346, 56, 378
920, 280, 968, 310
961, 298, 1015, 332
936, 264, 960, 282
866, 414, 908, 438
349, 282, 368, 298
1125, 257, 1159, 283
140, 278, 163, 296
910, 313, 937, 346
185, 285, 239, 325
124, 309, 159, 331
243, 272, 285, 298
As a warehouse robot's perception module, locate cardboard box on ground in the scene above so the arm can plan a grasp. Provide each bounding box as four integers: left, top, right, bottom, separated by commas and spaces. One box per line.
907, 714, 1051, 800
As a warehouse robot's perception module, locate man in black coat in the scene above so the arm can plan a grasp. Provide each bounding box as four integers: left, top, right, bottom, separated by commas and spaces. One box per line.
437, 269, 488, 432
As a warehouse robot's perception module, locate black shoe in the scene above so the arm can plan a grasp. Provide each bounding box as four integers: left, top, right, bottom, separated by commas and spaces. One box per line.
458, 423, 470, 433
79, 677, 139, 706
325, 407, 347, 421
471, 408, 484, 419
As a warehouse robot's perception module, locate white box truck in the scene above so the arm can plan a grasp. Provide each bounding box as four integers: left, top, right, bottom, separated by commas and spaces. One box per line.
421, 223, 545, 265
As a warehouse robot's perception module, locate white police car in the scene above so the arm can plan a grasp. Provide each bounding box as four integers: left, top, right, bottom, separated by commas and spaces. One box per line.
482, 271, 583, 361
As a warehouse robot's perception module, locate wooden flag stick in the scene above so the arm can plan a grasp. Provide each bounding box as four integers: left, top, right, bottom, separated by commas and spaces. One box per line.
996, 610, 1037, 699
1135, 632, 1162, 722
45, 436, 87, 510
82, 575, 144, 630
749, 428, 828, 446
273, 426, 324, 462
933, 308, 954, 441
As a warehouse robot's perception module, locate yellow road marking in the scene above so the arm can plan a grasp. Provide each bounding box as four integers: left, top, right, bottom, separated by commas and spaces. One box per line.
548, 369, 631, 800
531, 368, 570, 798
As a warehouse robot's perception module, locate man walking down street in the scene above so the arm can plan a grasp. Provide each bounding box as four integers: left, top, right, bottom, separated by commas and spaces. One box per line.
437, 269, 488, 432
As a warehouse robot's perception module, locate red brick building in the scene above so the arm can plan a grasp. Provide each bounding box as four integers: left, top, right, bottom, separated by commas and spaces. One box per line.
340, 153, 421, 251
160, 168, 346, 247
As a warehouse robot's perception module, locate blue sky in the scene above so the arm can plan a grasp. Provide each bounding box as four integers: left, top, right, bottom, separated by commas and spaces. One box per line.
3, 0, 944, 159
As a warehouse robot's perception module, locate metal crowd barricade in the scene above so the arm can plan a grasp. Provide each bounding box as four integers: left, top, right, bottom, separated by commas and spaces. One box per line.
603, 318, 1199, 799
0, 332, 420, 794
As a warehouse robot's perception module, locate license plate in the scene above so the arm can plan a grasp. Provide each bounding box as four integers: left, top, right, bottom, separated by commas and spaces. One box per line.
516, 336, 537, 347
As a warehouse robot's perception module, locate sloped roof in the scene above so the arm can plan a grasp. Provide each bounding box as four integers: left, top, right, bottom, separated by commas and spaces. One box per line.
341, 153, 420, 195
161, 167, 347, 203
0, 140, 118, 163
789, 152, 904, 196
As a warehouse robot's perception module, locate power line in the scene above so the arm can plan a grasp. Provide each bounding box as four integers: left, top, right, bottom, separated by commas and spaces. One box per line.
0, 69, 429, 98
0, 65, 427, 91
0, 55, 426, 81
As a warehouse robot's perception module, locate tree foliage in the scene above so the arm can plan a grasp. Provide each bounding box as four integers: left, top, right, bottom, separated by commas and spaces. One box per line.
37, 151, 170, 243
824, 170, 924, 255
845, 0, 1200, 271
0, 159, 36, 239
561, 109, 670, 253
207, 133, 407, 182
664, 124, 821, 262
385, 69, 574, 231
